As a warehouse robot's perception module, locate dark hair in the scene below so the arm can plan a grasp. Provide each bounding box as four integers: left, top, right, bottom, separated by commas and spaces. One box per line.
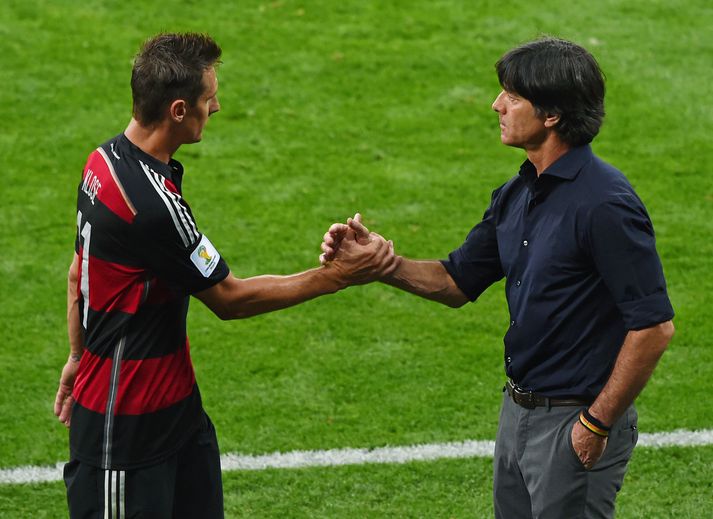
496, 37, 605, 146
131, 33, 222, 125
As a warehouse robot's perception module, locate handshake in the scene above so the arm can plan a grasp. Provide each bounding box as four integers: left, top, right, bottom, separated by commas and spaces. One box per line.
318, 213, 402, 287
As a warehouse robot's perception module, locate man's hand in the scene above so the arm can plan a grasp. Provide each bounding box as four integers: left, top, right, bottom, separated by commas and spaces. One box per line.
54, 354, 81, 428
320, 213, 371, 265
321, 213, 401, 286
571, 419, 608, 469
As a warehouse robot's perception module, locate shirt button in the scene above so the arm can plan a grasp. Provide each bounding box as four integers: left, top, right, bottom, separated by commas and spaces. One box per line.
515, 280, 521, 287
523, 240, 529, 247
506, 356, 512, 363
510, 320, 516, 326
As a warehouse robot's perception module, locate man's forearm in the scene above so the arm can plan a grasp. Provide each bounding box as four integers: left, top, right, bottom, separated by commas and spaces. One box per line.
589, 320, 675, 426
382, 258, 468, 308
196, 267, 344, 320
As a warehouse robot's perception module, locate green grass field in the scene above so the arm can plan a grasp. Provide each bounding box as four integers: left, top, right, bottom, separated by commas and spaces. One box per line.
1, 0, 712, 517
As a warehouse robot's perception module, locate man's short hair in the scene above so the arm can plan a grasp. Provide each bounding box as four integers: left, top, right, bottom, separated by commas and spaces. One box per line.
131, 33, 222, 126
496, 37, 605, 147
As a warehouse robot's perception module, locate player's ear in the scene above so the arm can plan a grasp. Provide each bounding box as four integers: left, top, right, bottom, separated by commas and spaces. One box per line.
169, 99, 187, 123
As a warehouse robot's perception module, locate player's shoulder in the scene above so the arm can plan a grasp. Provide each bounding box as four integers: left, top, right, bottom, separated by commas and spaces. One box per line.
83, 133, 145, 195
126, 157, 199, 246
93, 133, 149, 183
78, 134, 138, 223
98, 136, 183, 210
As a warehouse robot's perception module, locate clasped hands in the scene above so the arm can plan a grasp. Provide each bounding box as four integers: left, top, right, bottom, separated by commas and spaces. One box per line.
319, 213, 401, 286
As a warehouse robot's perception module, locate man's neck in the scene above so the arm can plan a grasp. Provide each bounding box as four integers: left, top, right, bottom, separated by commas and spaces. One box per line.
525, 135, 571, 176
124, 118, 180, 164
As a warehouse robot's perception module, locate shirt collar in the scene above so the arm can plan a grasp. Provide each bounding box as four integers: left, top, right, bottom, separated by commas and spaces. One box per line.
518, 144, 593, 181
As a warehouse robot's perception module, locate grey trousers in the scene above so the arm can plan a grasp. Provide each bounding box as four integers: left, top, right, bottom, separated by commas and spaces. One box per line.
493, 391, 638, 519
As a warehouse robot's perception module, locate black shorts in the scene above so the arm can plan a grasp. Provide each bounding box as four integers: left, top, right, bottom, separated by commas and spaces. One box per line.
64, 412, 223, 519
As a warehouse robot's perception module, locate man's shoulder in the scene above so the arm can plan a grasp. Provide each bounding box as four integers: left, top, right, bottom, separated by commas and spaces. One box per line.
84, 134, 149, 193
573, 153, 651, 229
579, 152, 639, 202
93, 134, 147, 177
93, 136, 184, 216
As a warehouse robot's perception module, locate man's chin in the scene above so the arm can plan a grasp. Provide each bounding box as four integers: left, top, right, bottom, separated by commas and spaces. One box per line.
500, 135, 525, 149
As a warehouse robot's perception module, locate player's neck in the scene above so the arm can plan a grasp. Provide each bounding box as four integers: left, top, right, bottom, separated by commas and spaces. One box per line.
124, 118, 181, 164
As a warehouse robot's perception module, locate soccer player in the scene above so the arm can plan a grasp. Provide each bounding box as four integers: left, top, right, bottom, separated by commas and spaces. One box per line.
321, 37, 675, 518
54, 33, 398, 519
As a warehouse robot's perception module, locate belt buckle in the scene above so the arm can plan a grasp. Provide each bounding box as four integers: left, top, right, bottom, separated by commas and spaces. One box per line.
521, 391, 537, 409
513, 384, 537, 409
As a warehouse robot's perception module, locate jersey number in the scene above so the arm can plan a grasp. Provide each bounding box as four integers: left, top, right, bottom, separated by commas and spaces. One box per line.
77, 211, 91, 328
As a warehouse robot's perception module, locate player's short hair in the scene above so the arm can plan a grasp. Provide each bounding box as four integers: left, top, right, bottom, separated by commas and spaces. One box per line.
131, 33, 222, 126
496, 37, 605, 146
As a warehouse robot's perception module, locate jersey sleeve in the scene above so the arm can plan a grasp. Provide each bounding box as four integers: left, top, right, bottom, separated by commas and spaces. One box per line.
133, 183, 230, 296
440, 186, 505, 301
585, 194, 674, 330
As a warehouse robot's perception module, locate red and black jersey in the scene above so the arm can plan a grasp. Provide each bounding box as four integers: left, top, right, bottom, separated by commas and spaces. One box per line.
71, 133, 230, 470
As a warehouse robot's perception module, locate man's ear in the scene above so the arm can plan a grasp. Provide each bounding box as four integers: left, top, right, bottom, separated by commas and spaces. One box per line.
169, 99, 187, 122
544, 113, 561, 128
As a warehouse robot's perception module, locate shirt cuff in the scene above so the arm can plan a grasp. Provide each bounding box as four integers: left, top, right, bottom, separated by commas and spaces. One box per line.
618, 291, 675, 330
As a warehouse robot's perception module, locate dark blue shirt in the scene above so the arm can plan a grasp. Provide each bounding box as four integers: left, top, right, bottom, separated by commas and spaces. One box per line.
442, 145, 674, 399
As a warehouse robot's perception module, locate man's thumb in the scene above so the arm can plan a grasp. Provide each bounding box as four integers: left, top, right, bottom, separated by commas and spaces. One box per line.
349, 213, 370, 244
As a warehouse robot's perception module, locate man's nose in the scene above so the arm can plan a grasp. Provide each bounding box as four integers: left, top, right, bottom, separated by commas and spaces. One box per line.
492, 91, 504, 113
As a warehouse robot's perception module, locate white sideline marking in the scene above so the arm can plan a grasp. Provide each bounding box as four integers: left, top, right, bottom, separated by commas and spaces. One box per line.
2, 429, 712, 486
221, 439, 497, 471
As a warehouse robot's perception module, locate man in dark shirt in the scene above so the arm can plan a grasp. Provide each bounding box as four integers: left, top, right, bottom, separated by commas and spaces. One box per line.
54, 33, 398, 519
321, 37, 674, 517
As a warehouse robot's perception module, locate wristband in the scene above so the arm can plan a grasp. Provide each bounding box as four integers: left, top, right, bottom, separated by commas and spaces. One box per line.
579, 410, 610, 437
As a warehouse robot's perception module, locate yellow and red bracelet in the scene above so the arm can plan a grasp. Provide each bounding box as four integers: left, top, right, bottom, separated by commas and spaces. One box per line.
579, 409, 610, 437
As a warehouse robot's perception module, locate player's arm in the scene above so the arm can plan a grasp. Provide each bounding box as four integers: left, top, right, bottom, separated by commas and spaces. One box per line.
196, 233, 399, 320
54, 253, 84, 427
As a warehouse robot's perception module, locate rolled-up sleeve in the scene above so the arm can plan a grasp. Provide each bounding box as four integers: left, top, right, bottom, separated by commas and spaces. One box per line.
586, 195, 674, 330
441, 188, 504, 301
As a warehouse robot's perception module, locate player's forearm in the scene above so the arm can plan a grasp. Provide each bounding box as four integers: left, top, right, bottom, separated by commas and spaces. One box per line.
381, 258, 468, 308
198, 267, 344, 320
588, 320, 675, 426
67, 255, 85, 358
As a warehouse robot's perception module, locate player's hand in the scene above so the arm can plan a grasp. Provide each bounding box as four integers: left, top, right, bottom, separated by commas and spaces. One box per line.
54, 354, 81, 428
319, 213, 370, 265
326, 230, 400, 286
571, 419, 608, 469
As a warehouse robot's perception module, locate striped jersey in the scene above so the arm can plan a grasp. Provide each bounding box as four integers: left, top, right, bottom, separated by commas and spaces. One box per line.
71, 133, 230, 470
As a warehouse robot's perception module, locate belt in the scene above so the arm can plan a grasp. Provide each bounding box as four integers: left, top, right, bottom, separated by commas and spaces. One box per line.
505, 379, 591, 409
